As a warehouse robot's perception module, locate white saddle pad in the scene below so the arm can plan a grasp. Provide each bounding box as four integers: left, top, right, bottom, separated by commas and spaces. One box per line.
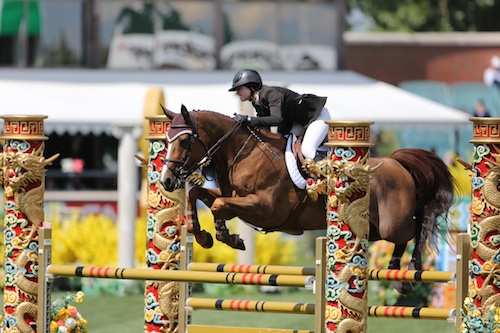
285, 135, 307, 189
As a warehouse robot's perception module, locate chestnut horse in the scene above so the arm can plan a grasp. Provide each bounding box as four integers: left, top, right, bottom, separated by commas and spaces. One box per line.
160, 105, 455, 294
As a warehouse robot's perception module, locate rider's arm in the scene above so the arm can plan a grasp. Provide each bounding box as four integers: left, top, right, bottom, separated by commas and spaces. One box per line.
249, 89, 283, 127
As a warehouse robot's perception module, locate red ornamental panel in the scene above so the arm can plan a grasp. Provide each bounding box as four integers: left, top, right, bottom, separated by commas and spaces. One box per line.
472, 122, 500, 142
144, 116, 185, 333
2, 116, 47, 140
327, 122, 372, 147
147, 118, 170, 139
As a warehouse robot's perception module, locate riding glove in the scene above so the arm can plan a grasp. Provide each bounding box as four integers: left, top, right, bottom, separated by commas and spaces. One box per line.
233, 113, 251, 125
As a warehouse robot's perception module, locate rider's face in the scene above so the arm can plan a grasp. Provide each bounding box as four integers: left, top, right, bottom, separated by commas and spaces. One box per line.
236, 86, 252, 101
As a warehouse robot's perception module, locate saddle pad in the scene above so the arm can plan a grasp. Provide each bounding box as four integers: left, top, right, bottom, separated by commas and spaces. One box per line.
285, 135, 307, 189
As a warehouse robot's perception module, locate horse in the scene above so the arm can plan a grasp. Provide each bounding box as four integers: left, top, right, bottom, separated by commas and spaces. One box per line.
160, 105, 455, 294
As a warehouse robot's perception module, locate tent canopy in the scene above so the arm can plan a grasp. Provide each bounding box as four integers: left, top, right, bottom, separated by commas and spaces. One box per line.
0, 69, 469, 135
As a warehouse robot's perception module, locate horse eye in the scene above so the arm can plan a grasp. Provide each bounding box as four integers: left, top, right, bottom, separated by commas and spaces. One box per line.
180, 138, 189, 149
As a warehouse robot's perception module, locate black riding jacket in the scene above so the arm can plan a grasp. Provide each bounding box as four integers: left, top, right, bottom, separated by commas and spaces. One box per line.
249, 85, 327, 134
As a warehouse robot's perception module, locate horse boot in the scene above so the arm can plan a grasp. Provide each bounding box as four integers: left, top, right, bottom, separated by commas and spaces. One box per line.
214, 219, 246, 250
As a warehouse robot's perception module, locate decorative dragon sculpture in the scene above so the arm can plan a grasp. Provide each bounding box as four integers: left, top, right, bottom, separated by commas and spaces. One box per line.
467, 144, 500, 309
305, 152, 382, 333
142, 140, 185, 333
1, 142, 59, 333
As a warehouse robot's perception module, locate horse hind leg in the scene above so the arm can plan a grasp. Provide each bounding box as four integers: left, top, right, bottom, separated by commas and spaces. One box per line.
215, 219, 246, 250
387, 243, 414, 295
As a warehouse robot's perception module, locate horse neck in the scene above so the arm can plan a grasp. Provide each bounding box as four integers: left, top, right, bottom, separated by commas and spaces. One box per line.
196, 112, 285, 172
197, 113, 243, 166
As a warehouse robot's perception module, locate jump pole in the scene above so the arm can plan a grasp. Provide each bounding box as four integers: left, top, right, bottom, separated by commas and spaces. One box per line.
323, 120, 374, 333
189, 263, 458, 283
466, 117, 500, 316
144, 115, 186, 333
0, 115, 58, 333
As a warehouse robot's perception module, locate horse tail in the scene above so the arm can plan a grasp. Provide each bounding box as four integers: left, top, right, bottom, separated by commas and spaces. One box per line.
388, 148, 455, 253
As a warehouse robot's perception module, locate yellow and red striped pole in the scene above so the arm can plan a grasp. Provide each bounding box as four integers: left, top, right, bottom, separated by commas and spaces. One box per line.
368, 269, 454, 283
324, 121, 374, 333
467, 117, 500, 314
1, 115, 58, 332
188, 262, 455, 283
188, 262, 315, 276
46, 264, 314, 287
144, 115, 186, 333
368, 306, 454, 320
186, 298, 315, 314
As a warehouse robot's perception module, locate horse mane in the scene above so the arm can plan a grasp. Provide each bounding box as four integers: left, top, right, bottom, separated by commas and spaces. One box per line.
190, 109, 233, 120
191, 109, 283, 141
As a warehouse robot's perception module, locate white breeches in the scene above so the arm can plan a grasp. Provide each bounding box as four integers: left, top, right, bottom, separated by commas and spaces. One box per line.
290, 107, 332, 160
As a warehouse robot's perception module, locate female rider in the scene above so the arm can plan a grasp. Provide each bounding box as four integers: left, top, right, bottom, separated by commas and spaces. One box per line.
229, 68, 332, 160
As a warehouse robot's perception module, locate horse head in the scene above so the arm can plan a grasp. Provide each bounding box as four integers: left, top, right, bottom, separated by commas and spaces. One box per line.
160, 104, 206, 192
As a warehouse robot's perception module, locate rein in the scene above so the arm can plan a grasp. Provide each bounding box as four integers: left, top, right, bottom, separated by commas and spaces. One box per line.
167, 117, 282, 185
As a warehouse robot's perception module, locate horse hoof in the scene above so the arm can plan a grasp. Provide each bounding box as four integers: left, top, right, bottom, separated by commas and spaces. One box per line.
196, 233, 214, 249
235, 239, 246, 251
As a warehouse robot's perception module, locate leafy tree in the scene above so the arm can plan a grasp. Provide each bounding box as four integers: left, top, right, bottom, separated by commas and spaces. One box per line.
348, 0, 500, 32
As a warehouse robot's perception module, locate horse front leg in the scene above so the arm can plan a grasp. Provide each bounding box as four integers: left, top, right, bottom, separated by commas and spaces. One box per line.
209, 194, 271, 250
186, 186, 218, 249
188, 186, 247, 250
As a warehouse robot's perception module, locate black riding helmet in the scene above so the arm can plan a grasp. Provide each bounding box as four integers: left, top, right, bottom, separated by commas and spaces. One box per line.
228, 69, 262, 92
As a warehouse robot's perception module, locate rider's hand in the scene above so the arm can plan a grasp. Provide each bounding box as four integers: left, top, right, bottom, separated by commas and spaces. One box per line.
233, 113, 251, 125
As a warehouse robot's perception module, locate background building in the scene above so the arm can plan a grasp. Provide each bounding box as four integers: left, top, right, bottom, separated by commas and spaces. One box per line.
0, 0, 343, 70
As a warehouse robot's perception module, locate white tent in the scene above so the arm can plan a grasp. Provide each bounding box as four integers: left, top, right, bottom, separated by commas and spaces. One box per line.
0, 69, 468, 134
288, 82, 469, 127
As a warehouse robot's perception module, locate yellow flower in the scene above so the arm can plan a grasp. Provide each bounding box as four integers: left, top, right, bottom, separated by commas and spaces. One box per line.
56, 308, 68, 318
75, 291, 85, 303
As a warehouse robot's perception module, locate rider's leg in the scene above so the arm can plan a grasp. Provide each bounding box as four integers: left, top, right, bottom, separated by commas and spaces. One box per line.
301, 107, 331, 160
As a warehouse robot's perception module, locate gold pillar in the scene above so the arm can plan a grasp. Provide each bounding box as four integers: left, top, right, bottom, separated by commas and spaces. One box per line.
144, 115, 186, 333
324, 121, 375, 333
1, 115, 58, 333
467, 117, 500, 313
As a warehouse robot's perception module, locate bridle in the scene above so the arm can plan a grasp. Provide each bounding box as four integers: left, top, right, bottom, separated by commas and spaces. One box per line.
164, 120, 244, 184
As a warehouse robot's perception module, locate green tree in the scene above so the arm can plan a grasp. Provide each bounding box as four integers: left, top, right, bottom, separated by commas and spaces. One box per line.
348, 0, 500, 32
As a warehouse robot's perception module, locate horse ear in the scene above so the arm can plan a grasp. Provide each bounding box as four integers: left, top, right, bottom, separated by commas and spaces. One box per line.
160, 104, 176, 119
180, 104, 193, 127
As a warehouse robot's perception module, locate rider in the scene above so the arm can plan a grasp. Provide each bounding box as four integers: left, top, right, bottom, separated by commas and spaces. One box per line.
229, 68, 331, 160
